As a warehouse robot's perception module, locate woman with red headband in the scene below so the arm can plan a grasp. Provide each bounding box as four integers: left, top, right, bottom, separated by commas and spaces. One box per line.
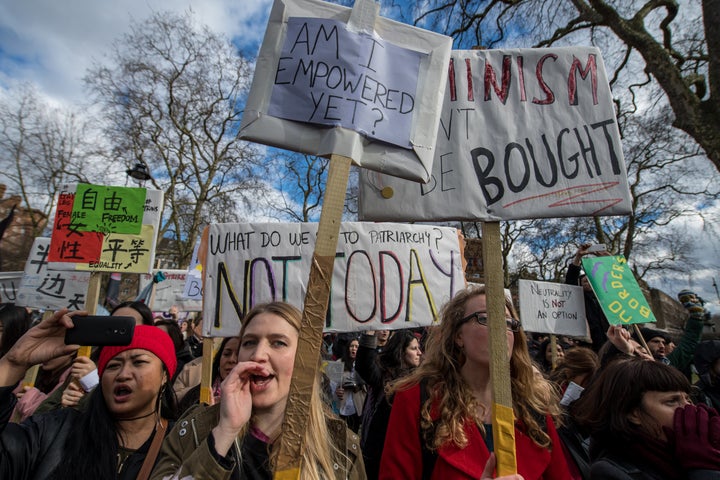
0, 309, 178, 480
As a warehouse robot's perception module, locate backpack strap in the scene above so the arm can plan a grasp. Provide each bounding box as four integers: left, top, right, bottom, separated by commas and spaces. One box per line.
419, 379, 438, 480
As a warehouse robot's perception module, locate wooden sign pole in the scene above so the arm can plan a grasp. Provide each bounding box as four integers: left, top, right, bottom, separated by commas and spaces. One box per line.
274, 154, 351, 480
20, 311, 56, 388
481, 221, 517, 475
199, 337, 215, 404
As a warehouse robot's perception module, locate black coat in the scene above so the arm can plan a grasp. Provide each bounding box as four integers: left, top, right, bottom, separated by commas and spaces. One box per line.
0, 385, 163, 480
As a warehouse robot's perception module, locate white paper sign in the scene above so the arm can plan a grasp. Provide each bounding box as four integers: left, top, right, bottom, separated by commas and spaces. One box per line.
182, 240, 203, 301
16, 237, 91, 310
0, 271, 22, 303
269, 17, 423, 148
202, 222, 465, 336
240, 0, 452, 182
359, 47, 632, 221
139, 270, 203, 312
518, 279, 588, 337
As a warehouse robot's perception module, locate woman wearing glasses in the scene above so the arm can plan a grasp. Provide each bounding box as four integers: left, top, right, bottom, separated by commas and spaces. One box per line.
380, 285, 571, 480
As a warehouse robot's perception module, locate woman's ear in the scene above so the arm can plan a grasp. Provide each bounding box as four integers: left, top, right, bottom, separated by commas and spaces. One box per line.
628, 409, 642, 426
455, 331, 464, 350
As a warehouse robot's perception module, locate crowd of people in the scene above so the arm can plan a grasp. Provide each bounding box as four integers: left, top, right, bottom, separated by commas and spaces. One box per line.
0, 244, 719, 479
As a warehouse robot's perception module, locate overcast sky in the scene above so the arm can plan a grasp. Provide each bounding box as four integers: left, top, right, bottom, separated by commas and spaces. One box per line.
1, 0, 718, 316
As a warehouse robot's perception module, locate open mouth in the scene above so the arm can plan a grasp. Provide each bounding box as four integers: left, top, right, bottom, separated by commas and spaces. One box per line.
250, 374, 275, 389
113, 385, 133, 400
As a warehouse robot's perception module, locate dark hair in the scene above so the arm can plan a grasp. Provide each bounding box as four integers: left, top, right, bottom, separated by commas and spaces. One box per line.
341, 335, 360, 371
111, 301, 154, 325
378, 329, 419, 379
572, 358, 691, 445
50, 366, 178, 479
153, 319, 184, 353
0, 304, 32, 358
549, 347, 599, 389
212, 336, 239, 381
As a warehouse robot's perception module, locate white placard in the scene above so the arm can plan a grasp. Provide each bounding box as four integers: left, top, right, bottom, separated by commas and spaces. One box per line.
239, 0, 452, 182
359, 47, 632, 221
182, 240, 203, 301
518, 279, 588, 337
0, 271, 22, 303
16, 237, 91, 310
139, 270, 203, 312
202, 222, 465, 336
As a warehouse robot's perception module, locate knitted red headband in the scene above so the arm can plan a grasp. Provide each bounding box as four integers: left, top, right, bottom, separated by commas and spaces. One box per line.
97, 325, 177, 378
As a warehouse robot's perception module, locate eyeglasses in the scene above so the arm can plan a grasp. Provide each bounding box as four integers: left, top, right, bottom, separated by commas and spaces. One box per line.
461, 311, 521, 332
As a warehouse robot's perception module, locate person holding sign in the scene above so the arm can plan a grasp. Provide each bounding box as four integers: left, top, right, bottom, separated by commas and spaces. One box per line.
380, 285, 571, 480
150, 301, 366, 479
0, 310, 178, 479
572, 358, 720, 479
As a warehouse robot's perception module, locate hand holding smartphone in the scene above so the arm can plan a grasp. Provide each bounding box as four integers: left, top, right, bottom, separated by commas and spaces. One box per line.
64, 316, 135, 346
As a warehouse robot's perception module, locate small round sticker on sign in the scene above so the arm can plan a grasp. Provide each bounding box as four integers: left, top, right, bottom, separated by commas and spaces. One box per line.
381, 187, 394, 199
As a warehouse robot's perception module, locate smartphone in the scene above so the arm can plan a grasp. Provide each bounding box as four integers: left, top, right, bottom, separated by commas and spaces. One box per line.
586, 243, 606, 253
64, 316, 135, 346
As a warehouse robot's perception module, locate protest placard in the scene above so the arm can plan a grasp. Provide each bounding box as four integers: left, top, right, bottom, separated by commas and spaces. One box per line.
182, 240, 203, 301
518, 279, 588, 337
47, 184, 163, 274
0, 271, 22, 303
581, 255, 656, 325
139, 269, 203, 312
239, 0, 452, 182
201, 222, 465, 336
16, 237, 91, 310
359, 47, 632, 221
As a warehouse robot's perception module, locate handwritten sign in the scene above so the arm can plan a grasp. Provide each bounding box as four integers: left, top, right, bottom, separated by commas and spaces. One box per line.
359, 47, 632, 221
0, 272, 22, 303
269, 17, 423, 148
72, 184, 145, 234
47, 185, 163, 274
202, 222, 465, 336
17, 237, 91, 310
183, 241, 203, 301
139, 269, 203, 312
240, 0, 452, 182
581, 255, 656, 325
518, 280, 588, 336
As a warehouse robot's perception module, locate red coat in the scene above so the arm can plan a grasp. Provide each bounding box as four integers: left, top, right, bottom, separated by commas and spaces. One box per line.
380, 383, 572, 480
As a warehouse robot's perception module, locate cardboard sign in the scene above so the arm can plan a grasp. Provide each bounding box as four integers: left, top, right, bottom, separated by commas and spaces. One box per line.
183, 240, 203, 301
359, 47, 632, 221
139, 269, 203, 312
17, 237, 91, 310
0, 272, 22, 303
581, 255, 656, 325
518, 280, 589, 336
202, 222, 465, 336
72, 184, 145, 234
47, 185, 163, 274
239, 0, 452, 182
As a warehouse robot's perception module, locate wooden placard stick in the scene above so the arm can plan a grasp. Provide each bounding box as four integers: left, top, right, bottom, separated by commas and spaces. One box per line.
77, 271, 102, 358
274, 154, 352, 480
481, 221, 517, 475
632, 324, 651, 354
199, 337, 215, 404
550, 334, 558, 371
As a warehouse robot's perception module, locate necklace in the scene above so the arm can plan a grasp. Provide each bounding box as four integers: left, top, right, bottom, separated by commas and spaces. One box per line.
117, 446, 135, 474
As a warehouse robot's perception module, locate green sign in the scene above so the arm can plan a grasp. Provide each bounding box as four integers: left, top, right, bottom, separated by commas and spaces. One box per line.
581, 255, 656, 325
71, 184, 146, 235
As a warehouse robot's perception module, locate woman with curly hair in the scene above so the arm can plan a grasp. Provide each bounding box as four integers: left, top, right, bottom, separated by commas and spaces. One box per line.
380, 285, 571, 479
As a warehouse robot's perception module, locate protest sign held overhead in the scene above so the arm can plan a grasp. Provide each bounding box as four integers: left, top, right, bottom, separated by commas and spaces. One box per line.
0, 272, 21, 303
47, 184, 163, 274
519, 280, 588, 337
16, 237, 91, 310
139, 269, 203, 312
239, 0, 452, 181
201, 222, 465, 336
359, 47, 633, 221
581, 255, 656, 325
182, 240, 203, 301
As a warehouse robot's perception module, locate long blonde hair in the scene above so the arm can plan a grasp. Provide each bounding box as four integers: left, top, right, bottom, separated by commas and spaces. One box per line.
239, 302, 348, 478
390, 285, 562, 451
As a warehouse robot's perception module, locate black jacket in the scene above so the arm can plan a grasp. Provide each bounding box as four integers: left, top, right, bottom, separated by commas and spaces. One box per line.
0, 385, 164, 479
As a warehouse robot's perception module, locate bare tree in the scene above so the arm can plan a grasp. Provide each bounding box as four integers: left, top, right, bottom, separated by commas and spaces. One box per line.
0, 84, 101, 237
85, 10, 267, 266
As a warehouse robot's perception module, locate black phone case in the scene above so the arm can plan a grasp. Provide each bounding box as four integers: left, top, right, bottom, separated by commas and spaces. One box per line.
64, 316, 135, 346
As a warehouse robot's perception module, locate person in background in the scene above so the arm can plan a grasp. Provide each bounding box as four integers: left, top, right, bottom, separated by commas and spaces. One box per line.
534, 338, 565, 373
380, 285, 571, 480
693, 340, 720, 410
565, 243, 611, 352
0, 304, 32, 359
150, 301, 366, 479
356, 329, 422, 480
375, 330, 391, 352
177, 336, 239, 413
112, 300, 155, 326
0, 310, 178, 479
334, 337, 366, 433
572, 358, 720, 479
186, 314, 204, 359
154, 319, 192, 380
